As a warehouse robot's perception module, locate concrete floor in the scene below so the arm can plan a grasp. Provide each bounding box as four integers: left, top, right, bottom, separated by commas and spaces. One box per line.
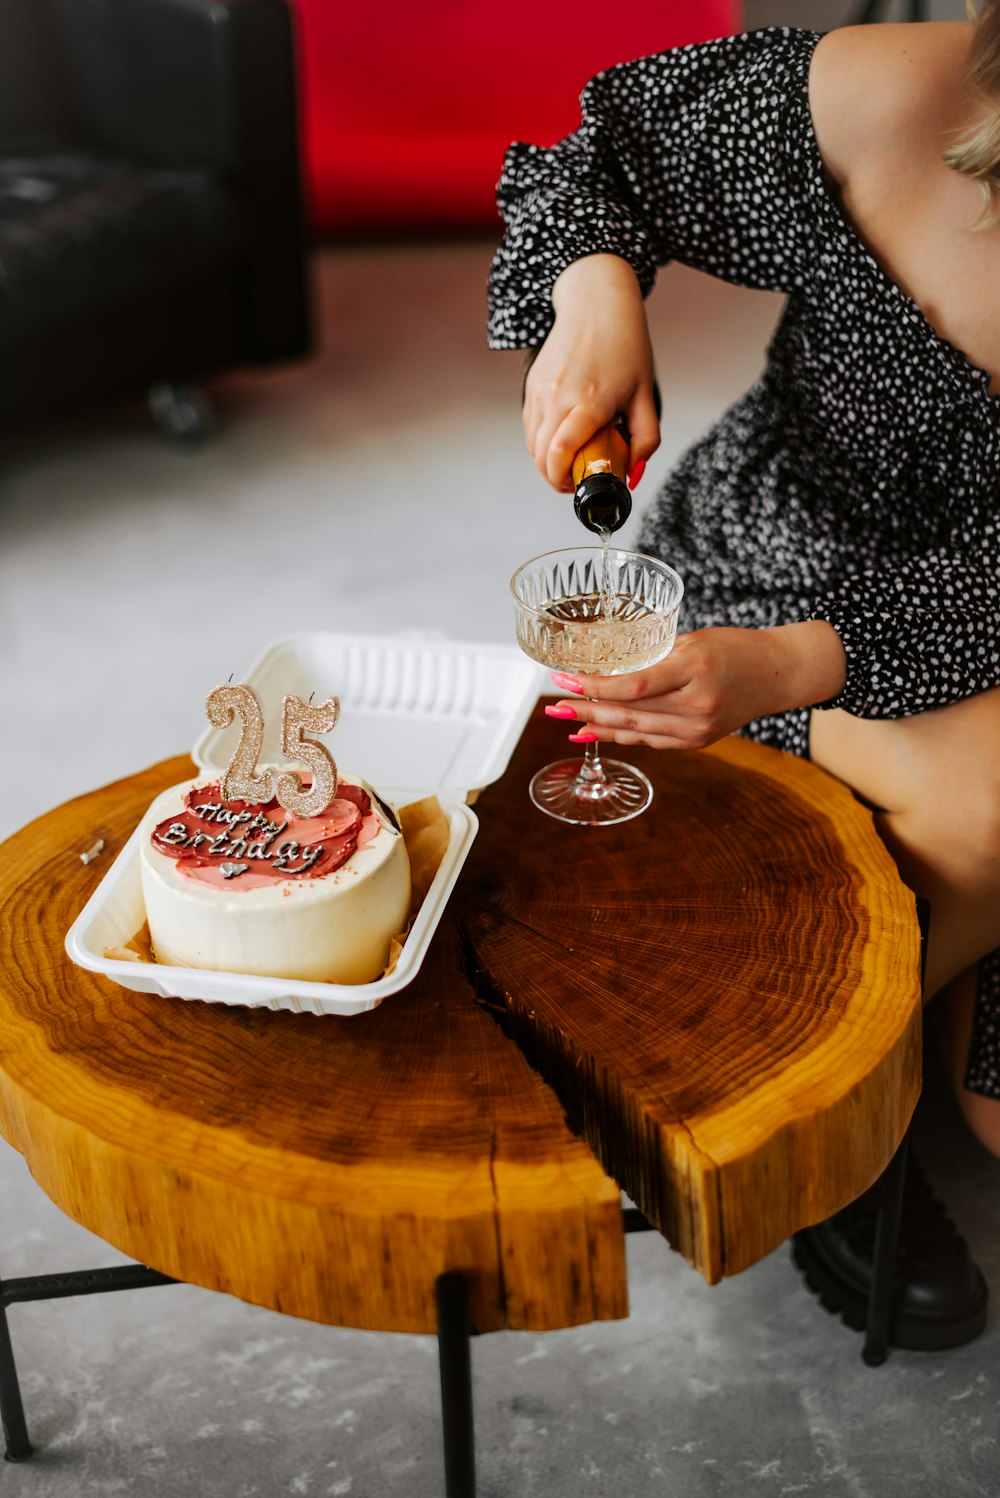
2, 240, 999, 1496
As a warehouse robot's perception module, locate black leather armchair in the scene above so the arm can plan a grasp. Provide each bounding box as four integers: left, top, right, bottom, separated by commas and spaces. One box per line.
0, 0, 310, 434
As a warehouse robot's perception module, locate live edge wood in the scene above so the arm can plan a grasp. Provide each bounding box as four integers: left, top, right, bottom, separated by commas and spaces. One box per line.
457, 711, 923, 1285
0, 756, 626, 1336
0, 713, 922, 1336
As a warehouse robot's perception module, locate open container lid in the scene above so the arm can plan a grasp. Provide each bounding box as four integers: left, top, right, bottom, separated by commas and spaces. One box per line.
191, 632, 545, 805
63, 633, 547, 1016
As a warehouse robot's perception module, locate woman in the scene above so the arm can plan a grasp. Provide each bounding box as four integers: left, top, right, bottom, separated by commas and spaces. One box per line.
488, 11, 1000, 1349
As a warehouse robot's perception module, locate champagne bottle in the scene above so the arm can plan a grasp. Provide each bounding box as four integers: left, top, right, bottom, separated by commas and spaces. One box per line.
571, 413, 631, 534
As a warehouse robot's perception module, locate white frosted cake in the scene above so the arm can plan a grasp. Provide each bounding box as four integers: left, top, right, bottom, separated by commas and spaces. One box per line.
139, 773, 411, 984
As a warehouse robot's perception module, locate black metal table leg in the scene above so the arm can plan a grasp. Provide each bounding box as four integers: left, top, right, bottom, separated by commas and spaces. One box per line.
0, 1263, 177, 1461
862, 895, 927, 1366
862, 1129, 910, 1366
0, 1302, 32, 1462
436, 1271, 476, 1498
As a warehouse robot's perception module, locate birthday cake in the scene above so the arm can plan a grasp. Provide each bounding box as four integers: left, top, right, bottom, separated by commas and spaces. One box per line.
139, 773, 411, 984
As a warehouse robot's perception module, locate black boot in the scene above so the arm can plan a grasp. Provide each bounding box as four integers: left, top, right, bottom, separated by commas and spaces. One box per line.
792, 1154, 989, 1351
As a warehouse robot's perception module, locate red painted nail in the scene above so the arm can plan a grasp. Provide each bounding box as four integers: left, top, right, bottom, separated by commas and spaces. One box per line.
628, 459, 646, 491
568, 731, 598, 743
544, 704, 577, 720
551, 672, 584, 694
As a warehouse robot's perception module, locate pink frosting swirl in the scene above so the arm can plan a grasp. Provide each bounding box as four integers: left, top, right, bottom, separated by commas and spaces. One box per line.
151, 781, 383, 889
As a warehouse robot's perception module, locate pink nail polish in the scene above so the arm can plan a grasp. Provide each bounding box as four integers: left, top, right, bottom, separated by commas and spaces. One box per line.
551, 672, 584, 694
628, 458, 646, 491
568, 731, 598, 743
544, 704, 577, 720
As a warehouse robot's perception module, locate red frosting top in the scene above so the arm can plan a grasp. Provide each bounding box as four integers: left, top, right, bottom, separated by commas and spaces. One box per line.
151, 782, 383, 889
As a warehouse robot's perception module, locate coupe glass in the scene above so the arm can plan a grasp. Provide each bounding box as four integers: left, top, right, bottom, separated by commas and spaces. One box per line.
511, 546, 684, 825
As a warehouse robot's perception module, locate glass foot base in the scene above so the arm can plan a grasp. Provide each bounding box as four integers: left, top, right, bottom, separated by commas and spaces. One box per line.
529, 758, 653, 826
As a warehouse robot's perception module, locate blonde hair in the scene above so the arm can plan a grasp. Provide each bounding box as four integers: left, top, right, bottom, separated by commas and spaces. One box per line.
943, 0, 1000, 223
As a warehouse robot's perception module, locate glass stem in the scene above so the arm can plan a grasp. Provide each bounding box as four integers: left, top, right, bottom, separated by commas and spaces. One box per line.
577, 706, 607, 790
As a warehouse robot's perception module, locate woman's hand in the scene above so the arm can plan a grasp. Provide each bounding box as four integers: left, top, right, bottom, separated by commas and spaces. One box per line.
524, 255, 660, 492
547, 623, 848, 750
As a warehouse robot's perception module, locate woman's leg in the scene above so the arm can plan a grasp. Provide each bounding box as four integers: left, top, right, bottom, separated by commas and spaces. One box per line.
934, 967, 1000, 1157
809, 687, 1000, 1158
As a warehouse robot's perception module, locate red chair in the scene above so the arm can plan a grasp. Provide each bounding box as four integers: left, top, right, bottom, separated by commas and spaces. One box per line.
291, 1, 742, 232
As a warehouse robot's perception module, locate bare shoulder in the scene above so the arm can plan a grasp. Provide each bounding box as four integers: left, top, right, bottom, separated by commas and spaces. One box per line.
809, 23, 972, 186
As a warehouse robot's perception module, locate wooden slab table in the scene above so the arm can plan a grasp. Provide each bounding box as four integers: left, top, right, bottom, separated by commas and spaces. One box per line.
0, 706, 923, 1493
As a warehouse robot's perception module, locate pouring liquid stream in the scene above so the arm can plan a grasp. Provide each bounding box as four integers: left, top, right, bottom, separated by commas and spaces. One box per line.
526, 426, 665, 674
533, 562, 673, 674
597, 526, 615, 620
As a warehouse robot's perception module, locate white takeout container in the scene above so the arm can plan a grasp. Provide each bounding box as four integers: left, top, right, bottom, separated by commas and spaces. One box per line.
65, 633, 544, 1016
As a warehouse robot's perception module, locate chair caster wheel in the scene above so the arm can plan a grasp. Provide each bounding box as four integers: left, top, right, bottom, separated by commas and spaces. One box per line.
147, 382, 216, 444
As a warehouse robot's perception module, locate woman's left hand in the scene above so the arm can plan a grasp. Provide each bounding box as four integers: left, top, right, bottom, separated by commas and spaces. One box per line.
548, 622, 847, 751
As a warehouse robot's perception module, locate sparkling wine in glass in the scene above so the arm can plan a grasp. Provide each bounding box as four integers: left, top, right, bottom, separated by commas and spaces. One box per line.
511, 546, 684, 825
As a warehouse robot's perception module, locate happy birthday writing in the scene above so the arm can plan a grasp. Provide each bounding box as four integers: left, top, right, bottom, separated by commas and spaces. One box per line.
157, 802, 325, 875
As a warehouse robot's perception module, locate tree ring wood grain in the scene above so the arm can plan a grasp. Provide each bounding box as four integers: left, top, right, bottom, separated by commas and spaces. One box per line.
456, 715, 922, 1283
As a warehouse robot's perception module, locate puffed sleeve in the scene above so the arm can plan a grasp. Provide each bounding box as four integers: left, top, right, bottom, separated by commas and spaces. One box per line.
810, 549, 1000, 718
487, 27, 822, 350
809, 413, 1000, 718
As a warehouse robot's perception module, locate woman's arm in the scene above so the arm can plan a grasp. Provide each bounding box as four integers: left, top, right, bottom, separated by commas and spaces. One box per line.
488, 29, 820, 354
550, 622, 847, 750
523, 255, 660, 492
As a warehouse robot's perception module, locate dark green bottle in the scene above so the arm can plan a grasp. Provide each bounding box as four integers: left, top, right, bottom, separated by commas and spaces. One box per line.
571, 414, 631, 534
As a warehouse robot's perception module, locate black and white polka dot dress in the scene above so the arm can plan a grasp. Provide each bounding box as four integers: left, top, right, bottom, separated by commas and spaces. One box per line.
487, 27, 1000, 1099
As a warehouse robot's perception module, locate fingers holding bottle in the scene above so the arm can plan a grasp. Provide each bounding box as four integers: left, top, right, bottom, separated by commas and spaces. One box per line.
622, 385, 661, 486
523, 254, 660, 493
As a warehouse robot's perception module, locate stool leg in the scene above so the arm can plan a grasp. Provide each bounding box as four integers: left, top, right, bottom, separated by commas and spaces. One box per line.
435, 1272, 476, 1498
0, 1303, 33, 1462
863, 895, 926, 1366
862, 1131, 910, 1367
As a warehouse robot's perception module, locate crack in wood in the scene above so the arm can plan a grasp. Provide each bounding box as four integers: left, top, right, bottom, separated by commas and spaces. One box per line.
456, 910, 721, 1273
